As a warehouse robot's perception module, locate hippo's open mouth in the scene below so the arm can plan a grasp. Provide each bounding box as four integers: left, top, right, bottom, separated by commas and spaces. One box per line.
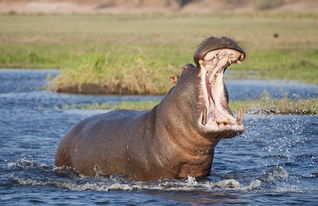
197, 48, 245, 134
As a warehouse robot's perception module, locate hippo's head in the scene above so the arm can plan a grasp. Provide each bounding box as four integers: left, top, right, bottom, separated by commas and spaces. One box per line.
193, 36, 246, 138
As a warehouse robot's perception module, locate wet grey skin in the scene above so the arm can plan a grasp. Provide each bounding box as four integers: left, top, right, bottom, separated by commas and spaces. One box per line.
55, 36, 246, 181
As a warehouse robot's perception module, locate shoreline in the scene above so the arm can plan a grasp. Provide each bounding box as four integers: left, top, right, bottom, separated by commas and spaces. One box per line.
1, 13, 317, 95
62, 97, 318, 115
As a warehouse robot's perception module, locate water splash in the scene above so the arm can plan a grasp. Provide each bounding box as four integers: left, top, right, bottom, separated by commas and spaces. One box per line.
263, 166, 289, 182
7, 163, 262, 193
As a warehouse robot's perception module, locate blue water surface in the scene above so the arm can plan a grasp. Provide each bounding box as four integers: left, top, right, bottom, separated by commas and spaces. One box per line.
0, 69, 317, 205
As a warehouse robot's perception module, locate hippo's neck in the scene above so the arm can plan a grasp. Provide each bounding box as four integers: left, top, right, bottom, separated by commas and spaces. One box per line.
151, 65, 218, 178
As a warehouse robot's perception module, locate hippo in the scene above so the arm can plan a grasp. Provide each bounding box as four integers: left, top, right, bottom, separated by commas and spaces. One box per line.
55, 36, 246, 181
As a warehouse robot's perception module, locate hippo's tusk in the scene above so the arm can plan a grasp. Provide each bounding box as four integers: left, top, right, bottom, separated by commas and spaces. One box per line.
236, 108, 244, 125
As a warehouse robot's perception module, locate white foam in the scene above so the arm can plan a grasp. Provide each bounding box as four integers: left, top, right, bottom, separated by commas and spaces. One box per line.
214, 179, 241, 189
7, 161, 264, 192
7, 162, 17, 168
274, 185, 304, 193
10, 173, 264, 193
7, 159, 37, 169
264, 166, 289, 182
186, 176, 198, 185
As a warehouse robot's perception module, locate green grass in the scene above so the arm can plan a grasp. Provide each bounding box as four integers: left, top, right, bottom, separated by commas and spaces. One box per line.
1, 13, 318, 94
229, 98, 318, 115
63, 97, 318, 115
64, 100, 159, 111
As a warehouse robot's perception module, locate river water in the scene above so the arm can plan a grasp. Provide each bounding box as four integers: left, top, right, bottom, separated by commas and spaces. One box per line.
0, 69, 317, 205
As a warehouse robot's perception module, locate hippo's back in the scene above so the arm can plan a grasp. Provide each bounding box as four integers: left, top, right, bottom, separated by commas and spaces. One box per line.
55, 109, 149, 175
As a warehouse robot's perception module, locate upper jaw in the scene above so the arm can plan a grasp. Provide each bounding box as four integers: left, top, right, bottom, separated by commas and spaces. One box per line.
196, 49, 245, 136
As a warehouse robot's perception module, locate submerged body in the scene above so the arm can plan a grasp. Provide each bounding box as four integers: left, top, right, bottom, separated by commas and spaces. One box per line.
55, 36, 246, 181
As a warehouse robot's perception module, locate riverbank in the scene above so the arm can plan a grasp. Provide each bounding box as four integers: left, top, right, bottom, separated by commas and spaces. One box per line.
63, 97, 318, 115
1, 13, 318, 95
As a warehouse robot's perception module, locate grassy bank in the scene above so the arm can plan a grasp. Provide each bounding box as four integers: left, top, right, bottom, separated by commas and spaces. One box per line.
63, 97, 318, 115
1, 13, 318, 94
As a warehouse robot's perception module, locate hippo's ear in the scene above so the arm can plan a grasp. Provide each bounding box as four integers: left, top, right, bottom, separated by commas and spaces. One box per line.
170, 74, 179, 84
183, 64, 196, 71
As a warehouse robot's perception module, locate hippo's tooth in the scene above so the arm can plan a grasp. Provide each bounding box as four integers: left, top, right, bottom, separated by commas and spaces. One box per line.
237, 60, 241, 64
239, 53, 244, 61
201, 108, 208, 126
236, 108, 244, 125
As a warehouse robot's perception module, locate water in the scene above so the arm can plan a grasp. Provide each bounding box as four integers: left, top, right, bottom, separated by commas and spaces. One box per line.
0, 69, 317, 205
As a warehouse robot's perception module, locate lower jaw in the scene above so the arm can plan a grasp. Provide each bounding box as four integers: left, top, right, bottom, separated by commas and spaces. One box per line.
197, 120, 244, 136
197, 88, 244, 134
